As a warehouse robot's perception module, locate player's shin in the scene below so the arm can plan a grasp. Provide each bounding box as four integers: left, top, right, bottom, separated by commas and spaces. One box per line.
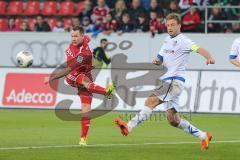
80, 96, 92, 145
127, 106, 153, 132
177, 119, 206, 140
81, 116, 90, 138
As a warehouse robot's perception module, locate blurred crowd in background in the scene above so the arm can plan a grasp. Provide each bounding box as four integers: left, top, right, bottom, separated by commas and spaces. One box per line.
0, 0, 240, 37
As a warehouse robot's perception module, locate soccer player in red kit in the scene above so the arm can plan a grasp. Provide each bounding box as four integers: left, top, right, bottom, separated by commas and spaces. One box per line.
45, 26, 115, 146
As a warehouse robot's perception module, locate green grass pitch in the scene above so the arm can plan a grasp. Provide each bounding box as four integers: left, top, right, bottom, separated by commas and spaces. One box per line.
0, 109, 240, 160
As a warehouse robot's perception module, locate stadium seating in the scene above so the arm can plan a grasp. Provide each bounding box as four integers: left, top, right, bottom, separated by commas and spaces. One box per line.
42, 1, 57, 16
46, 18, 57, 30
73, 2, 85, 16
58, 1, 74, 16
0, 0, 237, 33
0, 1, 7, 15
63, 18, 72, 28
0, 18, 7, 31
7, 1, 23, 15
24, 1, 40, 16
15, 18, 23, 29
27, 18, 36, 31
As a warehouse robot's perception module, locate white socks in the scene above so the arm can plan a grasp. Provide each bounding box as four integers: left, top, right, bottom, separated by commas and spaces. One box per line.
127, 107, 206, 140
177, 119, 206, 140
127, 106, 153, 132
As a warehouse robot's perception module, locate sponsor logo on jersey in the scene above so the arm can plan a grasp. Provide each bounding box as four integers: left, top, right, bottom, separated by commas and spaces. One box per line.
173, 41, 177, 47
77, 55, 83, 63
164, 49, 175, 54
66, 48, 74, 57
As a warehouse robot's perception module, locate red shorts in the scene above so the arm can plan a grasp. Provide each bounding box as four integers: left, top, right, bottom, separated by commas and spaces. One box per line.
66, 71, 93, 104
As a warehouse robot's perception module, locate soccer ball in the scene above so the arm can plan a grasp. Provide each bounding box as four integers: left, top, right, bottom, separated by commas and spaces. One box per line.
16, 50, 33, 68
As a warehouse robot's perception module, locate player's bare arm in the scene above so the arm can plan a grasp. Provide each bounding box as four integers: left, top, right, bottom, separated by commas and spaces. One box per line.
44, 66, 72, 84
197, 48, 215, 65
229, 58, 240, 68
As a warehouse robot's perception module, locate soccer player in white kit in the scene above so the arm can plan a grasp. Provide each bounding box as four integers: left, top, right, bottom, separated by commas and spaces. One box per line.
114, 13, 215, 150
229, 38, 240, 68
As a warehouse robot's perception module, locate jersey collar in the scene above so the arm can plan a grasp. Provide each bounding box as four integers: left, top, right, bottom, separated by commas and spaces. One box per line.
170, 33, 181, 39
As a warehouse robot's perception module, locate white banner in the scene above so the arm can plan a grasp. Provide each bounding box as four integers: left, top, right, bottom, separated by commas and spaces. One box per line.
198, 71, 240, 113
1, 68, 239, 113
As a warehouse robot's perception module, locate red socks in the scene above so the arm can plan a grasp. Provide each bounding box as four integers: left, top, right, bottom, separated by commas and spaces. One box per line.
86, 83, 106, 95
81, 117, 90, 138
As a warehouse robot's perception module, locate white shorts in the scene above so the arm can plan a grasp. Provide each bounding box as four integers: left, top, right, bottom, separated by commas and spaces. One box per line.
153, 79, 184, 112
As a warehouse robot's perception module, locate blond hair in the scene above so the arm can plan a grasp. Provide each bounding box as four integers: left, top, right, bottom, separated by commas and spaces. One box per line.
166, 13, 181, 24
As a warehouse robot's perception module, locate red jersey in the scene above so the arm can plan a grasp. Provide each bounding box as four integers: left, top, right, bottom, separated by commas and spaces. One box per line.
65, 35, 94, 75
182, 11, 201, 30
92, 5, 109, 22
102, 19, 118, 31
150, 19, 165, 33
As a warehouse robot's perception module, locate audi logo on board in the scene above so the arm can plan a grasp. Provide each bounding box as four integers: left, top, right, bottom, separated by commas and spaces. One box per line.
11, 40, 69, 67
10, 40, 133, 68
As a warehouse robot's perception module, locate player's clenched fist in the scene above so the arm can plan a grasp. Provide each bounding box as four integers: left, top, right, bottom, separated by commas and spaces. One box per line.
152, 59, 162, 65
206, 58, 215, 65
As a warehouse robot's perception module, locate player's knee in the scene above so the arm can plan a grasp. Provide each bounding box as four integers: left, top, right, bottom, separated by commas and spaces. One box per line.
146, 95, 162, 107
81, 104, 91, 118
83, 76, 91, 83
76, 74, 85, 84
76, 74, 91, 86
167, 116, 179, 127
82, 112, 91, 118
144, 97, 159, 108
144, 98, 151, 106
168, 119, 179, 127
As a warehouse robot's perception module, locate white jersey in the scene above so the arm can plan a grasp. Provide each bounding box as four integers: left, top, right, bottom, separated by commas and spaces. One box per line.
229, 38, 240, 60
157, 33, 199, 82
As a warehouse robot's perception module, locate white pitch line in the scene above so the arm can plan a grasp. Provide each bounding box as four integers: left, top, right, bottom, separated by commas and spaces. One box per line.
1, 140, 240, 151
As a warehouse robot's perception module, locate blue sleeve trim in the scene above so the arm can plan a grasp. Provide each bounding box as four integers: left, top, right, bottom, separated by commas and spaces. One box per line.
229, 55, 237, 59
157, 54, 163, 61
